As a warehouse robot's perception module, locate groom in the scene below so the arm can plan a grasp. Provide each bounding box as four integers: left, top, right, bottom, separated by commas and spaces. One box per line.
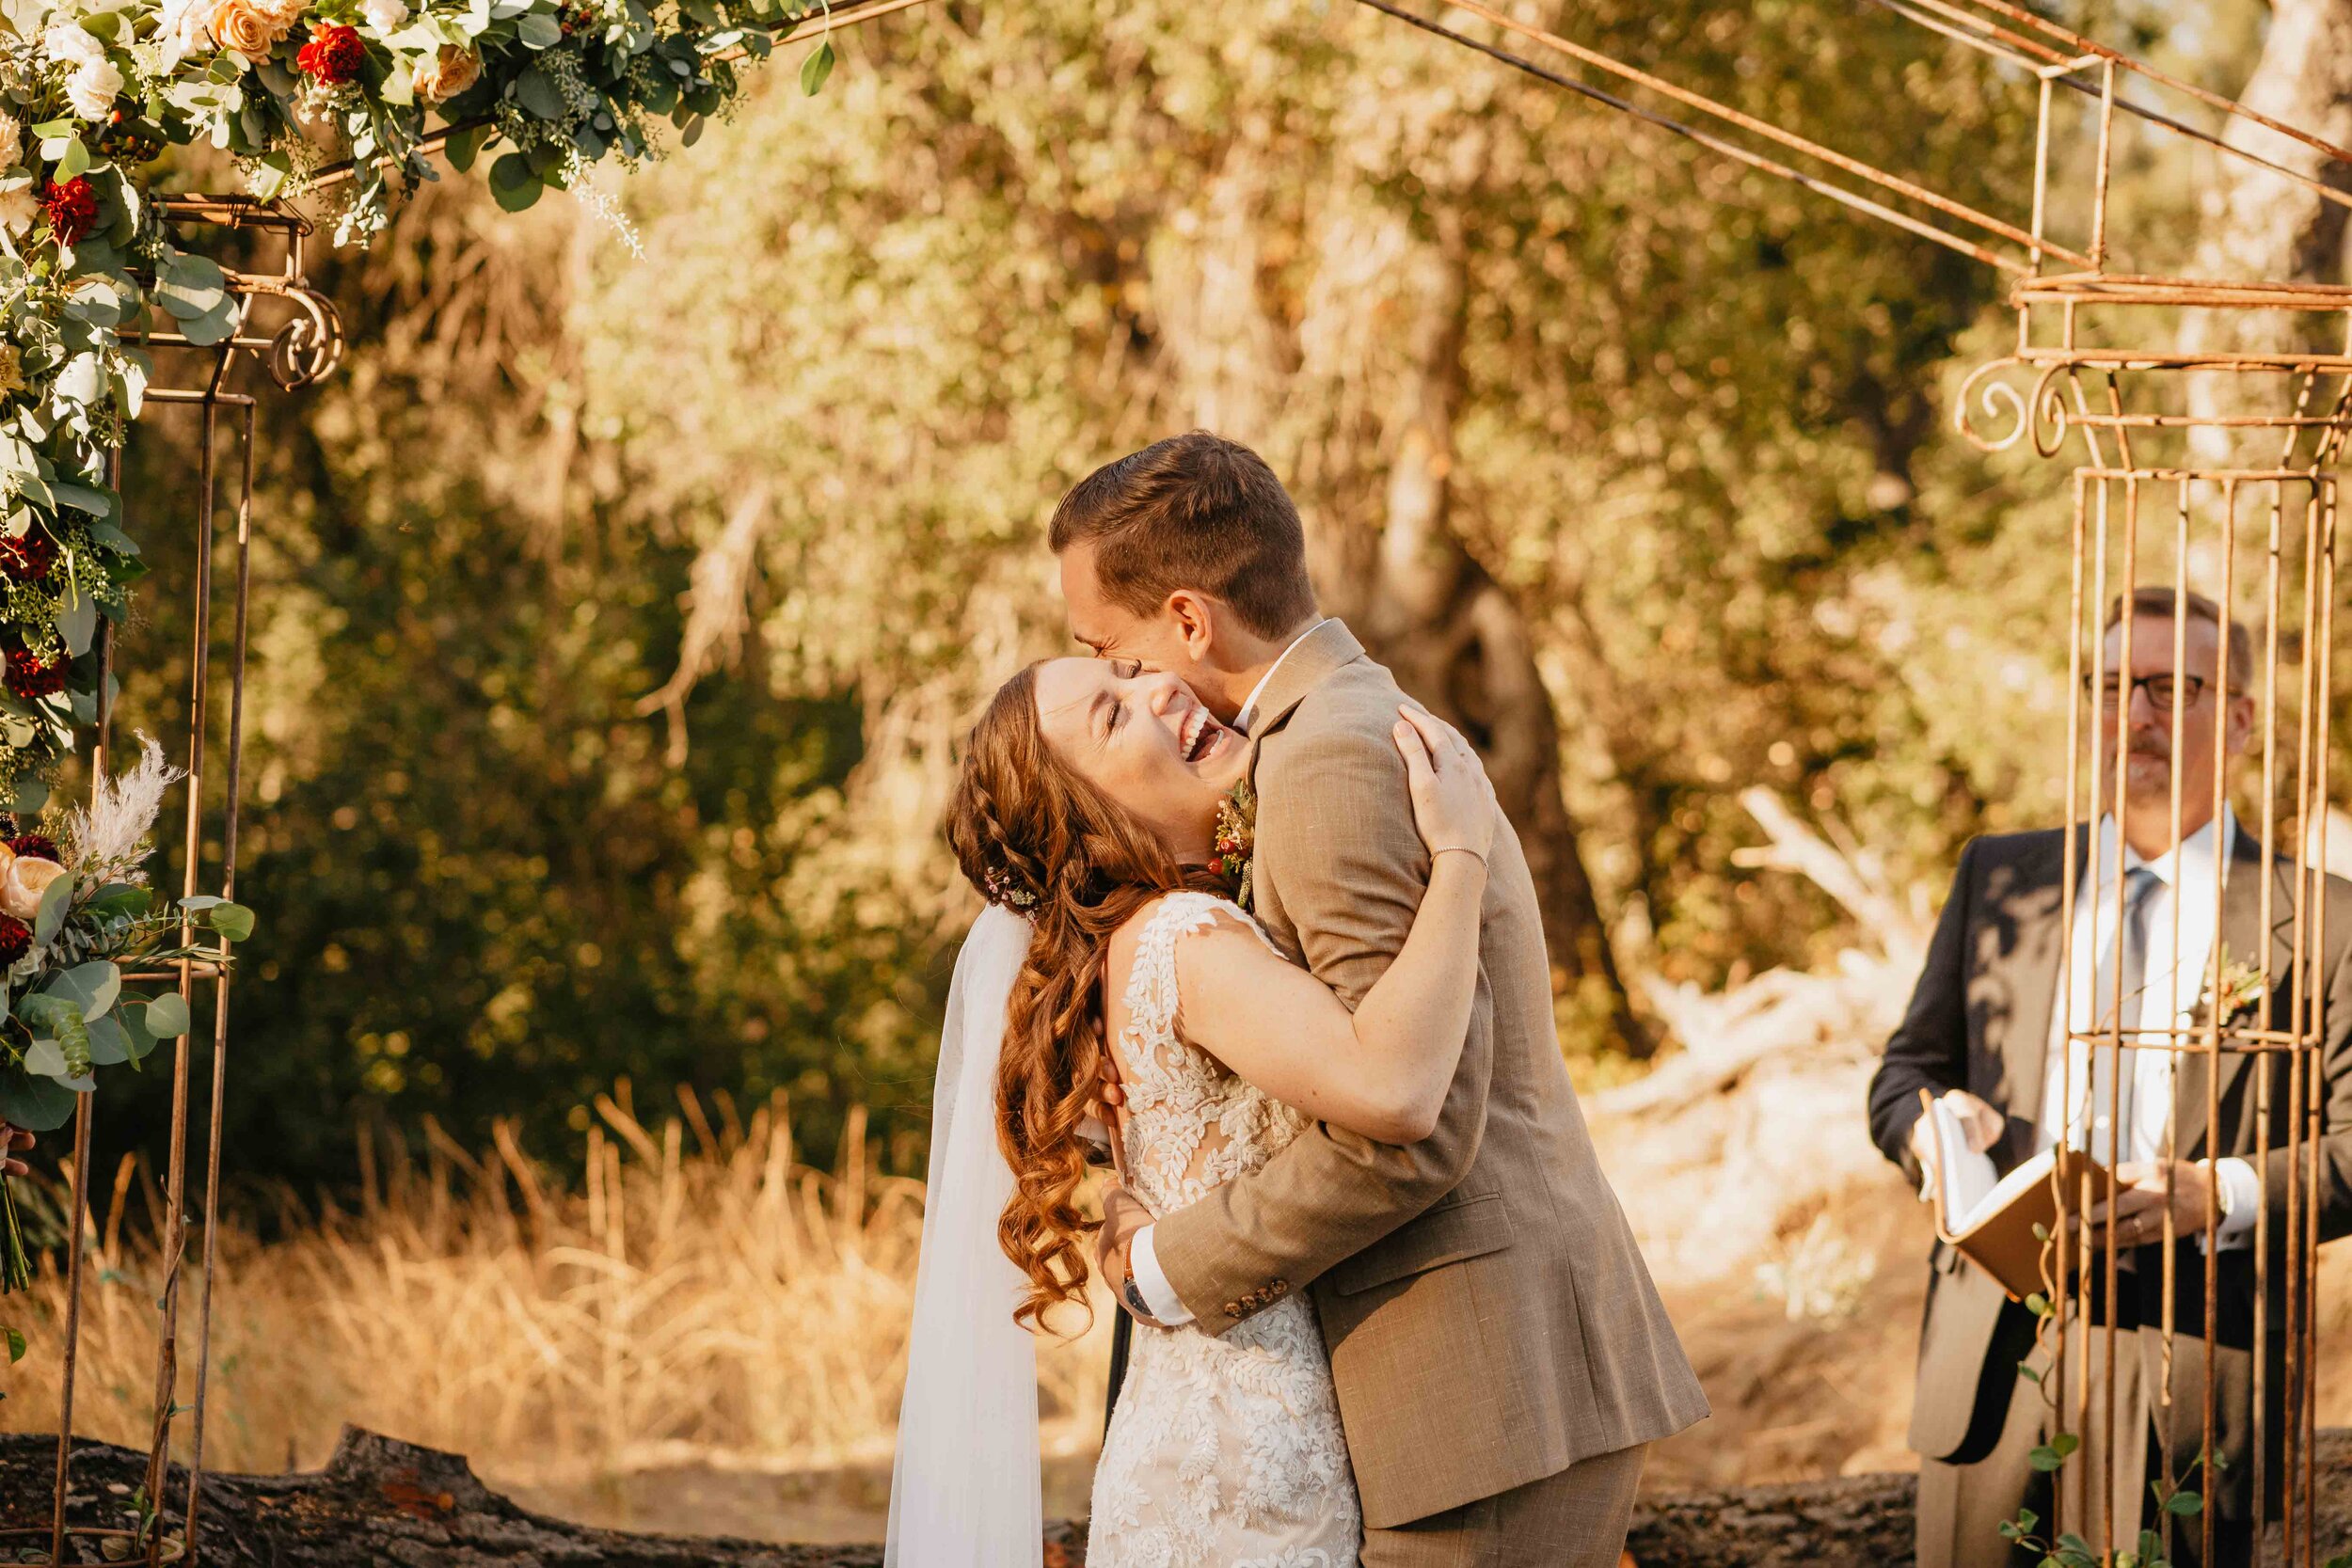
1055, 431, 1707, 1565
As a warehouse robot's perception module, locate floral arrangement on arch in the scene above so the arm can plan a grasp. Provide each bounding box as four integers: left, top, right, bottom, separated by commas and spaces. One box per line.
0, 0, 828, 814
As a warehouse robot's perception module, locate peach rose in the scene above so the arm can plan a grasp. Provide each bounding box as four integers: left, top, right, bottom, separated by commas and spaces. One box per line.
411, 43, 481, 103
208, 0, 294, 56
0, 850, 64, 921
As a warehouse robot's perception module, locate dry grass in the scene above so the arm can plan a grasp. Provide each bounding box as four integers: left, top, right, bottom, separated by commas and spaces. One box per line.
0, 1086, 1112, 1495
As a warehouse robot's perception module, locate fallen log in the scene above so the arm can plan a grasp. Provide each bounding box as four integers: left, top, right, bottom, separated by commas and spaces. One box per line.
4, 1427, 2348, 1566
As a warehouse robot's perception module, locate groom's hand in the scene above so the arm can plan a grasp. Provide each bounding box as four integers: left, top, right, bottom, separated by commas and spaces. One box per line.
1096, 1184, 1171, 1329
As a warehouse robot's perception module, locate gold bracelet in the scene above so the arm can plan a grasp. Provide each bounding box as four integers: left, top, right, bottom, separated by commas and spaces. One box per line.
1431, 845, 1489, 867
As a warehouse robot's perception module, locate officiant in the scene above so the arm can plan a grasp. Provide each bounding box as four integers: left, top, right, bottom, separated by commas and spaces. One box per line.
1866, 586, 2352, 1568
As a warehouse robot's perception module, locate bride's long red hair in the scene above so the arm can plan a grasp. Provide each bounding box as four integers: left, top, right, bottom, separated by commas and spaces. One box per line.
945, 663, 1225, 1331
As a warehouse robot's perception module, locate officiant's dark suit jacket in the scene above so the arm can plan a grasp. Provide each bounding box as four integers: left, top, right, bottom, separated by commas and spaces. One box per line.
1867, 825, 2352, 1521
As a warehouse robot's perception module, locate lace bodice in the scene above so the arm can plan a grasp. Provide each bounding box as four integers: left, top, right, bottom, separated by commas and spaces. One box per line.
1113, 892, 1313, 1213
1089, 892, 1360, 1567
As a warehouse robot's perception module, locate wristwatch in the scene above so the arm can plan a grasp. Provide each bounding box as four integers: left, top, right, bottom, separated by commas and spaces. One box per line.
1120, 1252, 1155, 1322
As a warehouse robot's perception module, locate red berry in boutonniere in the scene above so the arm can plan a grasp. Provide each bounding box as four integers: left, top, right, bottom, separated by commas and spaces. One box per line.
8, 834, 57, 863
40, 177, 97, 245
296, 24, 365, 86
0, 914, 28, 966
0, 529, 57, 582
4, 648, 66, 700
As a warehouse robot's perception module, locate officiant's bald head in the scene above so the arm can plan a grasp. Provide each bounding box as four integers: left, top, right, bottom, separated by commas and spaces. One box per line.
1053, 432, 1321, 721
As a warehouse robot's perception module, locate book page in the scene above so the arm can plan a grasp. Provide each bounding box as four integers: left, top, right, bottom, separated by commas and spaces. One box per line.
1931, 1096, 1999, 1232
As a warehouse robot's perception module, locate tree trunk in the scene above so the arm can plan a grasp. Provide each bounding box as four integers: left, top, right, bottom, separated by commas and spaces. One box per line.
2181, 0, 2352, 463
1317, 207, 1652, 1056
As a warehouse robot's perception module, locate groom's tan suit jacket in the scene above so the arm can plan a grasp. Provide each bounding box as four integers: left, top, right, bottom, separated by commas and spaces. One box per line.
1150, 620, 1708, 1528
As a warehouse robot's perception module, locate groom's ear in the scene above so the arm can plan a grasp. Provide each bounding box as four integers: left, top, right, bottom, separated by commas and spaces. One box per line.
1165, 590, 1219, 660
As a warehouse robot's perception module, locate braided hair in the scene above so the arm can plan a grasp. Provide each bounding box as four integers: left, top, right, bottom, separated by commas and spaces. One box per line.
945, 662, 1224, 1332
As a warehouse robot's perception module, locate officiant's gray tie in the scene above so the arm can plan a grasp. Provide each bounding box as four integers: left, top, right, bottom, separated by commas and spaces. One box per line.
2087, 865, 2161, 1164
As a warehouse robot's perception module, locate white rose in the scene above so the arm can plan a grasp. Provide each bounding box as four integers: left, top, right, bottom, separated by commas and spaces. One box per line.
62, 56, 121, 121
0, 187, 39, 236
40, 23, 105, 68
155, 0, 212, 64
0, 119, 22, 170
358, 0, 407, 32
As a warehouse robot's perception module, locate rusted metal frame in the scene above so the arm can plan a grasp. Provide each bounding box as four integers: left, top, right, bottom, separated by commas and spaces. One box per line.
1371, 0, 2075, 268
300, 0, 936, 197
2280, 479, 2321, 1568
2088, 60, 2116, 272
1963, 0, 2352, 170
2304, 483, 2334, 1567
2014, 349, 2352, 374
2099, 475, 2138, 1559
2016, 276, 2352, 311
2045, 467, 2089, 1494
1343, 0, 2026, 273
180, 397, 255, 1552
2196, 481, 2234, 1568
2252, 470, 2284, 1558
2151, 499, 2189, 1562
2070, 467, 2116, 1513
1870, 0, 2352, 226
135, 335, 229, 1560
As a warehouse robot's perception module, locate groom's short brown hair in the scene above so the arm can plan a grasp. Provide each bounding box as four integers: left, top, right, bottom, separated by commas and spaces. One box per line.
1049, 432, 1318, 639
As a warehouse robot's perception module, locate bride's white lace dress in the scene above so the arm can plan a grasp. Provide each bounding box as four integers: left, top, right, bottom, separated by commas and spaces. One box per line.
1089, 891, 1362, 1568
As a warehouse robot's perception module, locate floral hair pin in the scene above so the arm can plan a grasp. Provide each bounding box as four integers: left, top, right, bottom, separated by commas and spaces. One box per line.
984, 867, 1037, 910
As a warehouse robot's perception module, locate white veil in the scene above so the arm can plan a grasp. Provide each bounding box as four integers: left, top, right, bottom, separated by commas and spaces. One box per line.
885, 902, 1042, 1567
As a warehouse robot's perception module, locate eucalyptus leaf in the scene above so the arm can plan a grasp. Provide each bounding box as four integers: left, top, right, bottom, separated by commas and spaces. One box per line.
40, 961, 119, 1021
0, 1065, 75, 1132
32, 867, 73, 947
55, 580, 95, 657
487, 152, 543, 213
203, 902, 255, 942
143, 992, 191, 1039
799, 36, 834, 96
85, 1013, 129, 1067
21, 1037, 65, 1077
517, 11, 562, 48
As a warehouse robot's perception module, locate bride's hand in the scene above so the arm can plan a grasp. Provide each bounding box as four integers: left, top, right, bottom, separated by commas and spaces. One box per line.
1393, 706, 1497, 863
0, 1120, 31, 1178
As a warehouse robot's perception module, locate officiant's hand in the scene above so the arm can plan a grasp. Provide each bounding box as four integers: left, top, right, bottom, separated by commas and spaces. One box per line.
2088, 1159, 2219, 1245
0, 1119, 32, 1178
1096, 1184, 1173, 1330
1908, 1089, 1999, 1195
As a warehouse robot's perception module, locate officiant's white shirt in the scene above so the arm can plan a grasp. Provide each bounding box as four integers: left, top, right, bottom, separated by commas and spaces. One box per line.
1129, 618, 1328, 1326
2035, 807, 2259, 1249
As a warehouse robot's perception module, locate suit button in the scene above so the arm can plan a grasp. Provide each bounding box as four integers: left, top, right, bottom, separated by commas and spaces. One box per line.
1223, 1301, 1243, 1319
1269, 1278, 1288, 1297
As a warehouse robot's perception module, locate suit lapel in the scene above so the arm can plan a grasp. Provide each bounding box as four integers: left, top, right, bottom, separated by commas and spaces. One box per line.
1987, 828, 2080, 1138
1245, 619, 1364, 740
2176, 828, 2288, 1158
1240, 619, 1364, 942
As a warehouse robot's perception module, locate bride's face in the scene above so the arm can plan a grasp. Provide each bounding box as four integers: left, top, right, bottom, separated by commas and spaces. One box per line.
1033, 657, 1248, 858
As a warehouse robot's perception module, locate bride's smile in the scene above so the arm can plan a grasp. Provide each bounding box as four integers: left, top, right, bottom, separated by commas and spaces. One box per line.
1033, 657, 1249, 861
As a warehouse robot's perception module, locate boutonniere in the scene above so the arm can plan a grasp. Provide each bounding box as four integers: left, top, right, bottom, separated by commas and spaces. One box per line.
2201, 946, 2268, 1027
1210, 778, 1256, 910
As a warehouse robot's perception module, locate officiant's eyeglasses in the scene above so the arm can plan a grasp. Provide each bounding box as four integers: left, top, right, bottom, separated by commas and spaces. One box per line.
2085, 673, 2210, 712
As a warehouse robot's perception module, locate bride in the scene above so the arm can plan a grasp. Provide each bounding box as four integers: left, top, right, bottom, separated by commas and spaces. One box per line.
889, 656, 1496, 1568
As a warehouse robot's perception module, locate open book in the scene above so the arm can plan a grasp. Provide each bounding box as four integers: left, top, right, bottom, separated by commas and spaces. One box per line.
1917, 1089, 2116, 1301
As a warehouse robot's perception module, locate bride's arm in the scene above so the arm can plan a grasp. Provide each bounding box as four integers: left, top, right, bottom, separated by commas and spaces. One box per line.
1175, 710, 1494, 1145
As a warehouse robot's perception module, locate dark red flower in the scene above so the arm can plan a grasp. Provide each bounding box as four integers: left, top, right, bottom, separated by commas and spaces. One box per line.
5, 648, 65, 700
40, 177, 97, 245
0, 530, 56, 582
295, 24, 365, 85
8, 834, 58, 863
0, 914, 28, 966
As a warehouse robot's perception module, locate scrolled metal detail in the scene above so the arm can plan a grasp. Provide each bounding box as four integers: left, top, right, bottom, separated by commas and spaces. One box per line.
266, 287, 345, 390
1954, 356, 2073, 458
